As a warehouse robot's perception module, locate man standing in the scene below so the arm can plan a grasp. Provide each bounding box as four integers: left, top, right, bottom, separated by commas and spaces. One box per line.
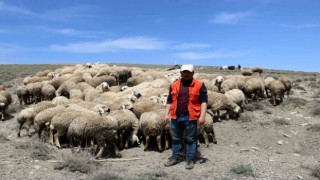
164, 64, 208, 170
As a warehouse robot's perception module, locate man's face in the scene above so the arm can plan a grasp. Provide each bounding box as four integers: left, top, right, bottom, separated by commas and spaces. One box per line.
180, 70, 194, 81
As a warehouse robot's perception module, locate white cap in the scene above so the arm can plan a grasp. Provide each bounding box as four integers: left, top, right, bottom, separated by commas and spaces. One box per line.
180, 64, 194, 72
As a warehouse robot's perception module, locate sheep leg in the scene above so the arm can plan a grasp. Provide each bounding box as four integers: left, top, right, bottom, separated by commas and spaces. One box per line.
144, 136, 150, 151
49, 129, 54, 145
17, 122, 24, 137
202, 131, 209, 147
165, 136, 170, 150
272, 95, 276, 106
95, 145, 105, 159
287, 91, 290, 98
113, 141, 122, 158
53, 131, 62, 148
124, 138, 129, 149
26, 119, 33, 137
156, 135, 163, 152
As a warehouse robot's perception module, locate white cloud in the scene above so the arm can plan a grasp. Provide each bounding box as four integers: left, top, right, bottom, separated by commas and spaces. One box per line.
173, 43, 210, 50
0, 1, 33, 15
33, 26, 105, 38
210, 11, 253, 24
175, 52, 240, 59
50, 37, 167, 53
41, 5, 96, 21
280, 23, 320, 29
0, 43, 25, 54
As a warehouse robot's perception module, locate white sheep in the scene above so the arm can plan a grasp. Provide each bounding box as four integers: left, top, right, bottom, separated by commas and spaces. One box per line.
108, 109, 140, 149
244, 77, 266, 103
139, 109, 166, 152
0, 91, 12, 121
198, 113, 217, 147
67, 112, 120, 158
224, 89, 245, 116
207, 91, 241, 120
17, 101, 55, 137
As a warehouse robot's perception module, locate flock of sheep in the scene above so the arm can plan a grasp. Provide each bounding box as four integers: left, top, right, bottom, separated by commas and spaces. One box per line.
0, 63, 292, 158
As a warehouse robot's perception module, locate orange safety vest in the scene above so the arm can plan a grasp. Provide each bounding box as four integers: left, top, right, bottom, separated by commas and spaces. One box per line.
170, 79, 203, 120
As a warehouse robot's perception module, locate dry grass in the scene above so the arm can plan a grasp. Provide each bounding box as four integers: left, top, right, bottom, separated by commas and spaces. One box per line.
307, 124, 320, 133
311, 105, 320, 116
135, 169, 168, 180
230, 163, 255, 177
273, 118, 291, 126
312, 165, 320, 179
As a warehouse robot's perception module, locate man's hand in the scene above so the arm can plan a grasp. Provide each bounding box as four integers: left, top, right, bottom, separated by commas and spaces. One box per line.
197, 116, 205, 126
164, 114, 170, 124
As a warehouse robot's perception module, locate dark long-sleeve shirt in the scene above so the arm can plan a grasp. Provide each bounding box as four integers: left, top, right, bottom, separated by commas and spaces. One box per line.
166, 80, 208, 107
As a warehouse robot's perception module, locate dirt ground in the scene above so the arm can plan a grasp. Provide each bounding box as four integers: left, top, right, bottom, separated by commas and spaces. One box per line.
0, 66, 320, 180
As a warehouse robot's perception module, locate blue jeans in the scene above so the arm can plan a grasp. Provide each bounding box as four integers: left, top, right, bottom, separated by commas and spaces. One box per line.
171, 114, 197, 161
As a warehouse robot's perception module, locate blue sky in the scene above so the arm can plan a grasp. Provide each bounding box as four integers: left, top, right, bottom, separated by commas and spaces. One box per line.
0, 0, 320, 72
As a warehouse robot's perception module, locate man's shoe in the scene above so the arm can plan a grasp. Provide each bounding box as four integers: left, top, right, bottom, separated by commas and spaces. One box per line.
164, 159, 180, 167
185, 160, 194, 170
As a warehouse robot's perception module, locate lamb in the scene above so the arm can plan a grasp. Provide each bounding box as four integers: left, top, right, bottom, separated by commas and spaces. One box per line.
278, 76, 292, 98
214, 76, 224, 92
139, 109, 166, 152
244, 77, 266, 103
207, 91, 241, 120
67, 112, 120, 158
17, 101, 55, 137
251, 66, 263, 76
0, 91, 12, 121
41, 83, 56, 101
108, 109, 140, 149
224, 89, 245, 115
198, 113, 217, 147
269, 80, 286, 106
16, 85, 30, 105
